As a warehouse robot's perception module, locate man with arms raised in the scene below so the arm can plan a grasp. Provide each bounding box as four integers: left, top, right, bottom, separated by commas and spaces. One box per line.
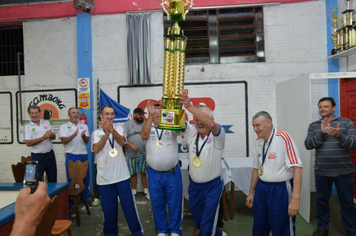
141, 101, 183, 236
92, 105, 143, 236
59, 107, 90, 204
246, 111, 303, 236
23, 105, 57, 182
305, 97, 356, 236
180, 89, 226, 236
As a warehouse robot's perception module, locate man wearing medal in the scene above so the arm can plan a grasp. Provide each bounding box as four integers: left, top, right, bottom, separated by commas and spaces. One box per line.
246, 111, 303, 236
141, 101, 183, 236
92, 105, 143, 236
179, 89, 226, 236
59, 107, 91, 204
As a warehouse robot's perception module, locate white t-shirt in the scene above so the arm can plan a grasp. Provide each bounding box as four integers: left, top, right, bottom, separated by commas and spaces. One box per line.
145, 124, 179, 171
23, 119, 53, 154
91, 125, 130, 185
58, 122, 89, 155
183, 123, 225, 183
253, 129, 303, 182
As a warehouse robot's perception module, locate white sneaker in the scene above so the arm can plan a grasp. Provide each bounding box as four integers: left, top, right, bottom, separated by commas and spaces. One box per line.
80, 204, 92, 211
222, 231, 227, 236
157, 233, 168, 236
144, 192, 150, 200
171, 233, 180, 236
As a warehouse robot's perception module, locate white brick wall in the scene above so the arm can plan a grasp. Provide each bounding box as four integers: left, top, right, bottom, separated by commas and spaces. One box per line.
0, 17, 77, 183
0, 0, 329, 190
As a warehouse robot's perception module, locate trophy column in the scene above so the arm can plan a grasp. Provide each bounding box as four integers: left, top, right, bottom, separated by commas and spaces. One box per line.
159, 0, 193, 130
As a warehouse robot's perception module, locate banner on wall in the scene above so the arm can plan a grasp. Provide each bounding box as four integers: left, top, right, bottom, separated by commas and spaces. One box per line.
16, 89, 77, 144
0, 92, 13, 144
118, 81, 248, 158
78, 77, 90, 108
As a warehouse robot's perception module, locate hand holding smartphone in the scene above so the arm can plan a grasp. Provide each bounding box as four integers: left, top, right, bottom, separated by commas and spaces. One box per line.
23, 161, 39, 193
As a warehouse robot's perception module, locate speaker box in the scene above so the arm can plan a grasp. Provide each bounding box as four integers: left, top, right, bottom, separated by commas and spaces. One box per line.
73, 0, 94, 13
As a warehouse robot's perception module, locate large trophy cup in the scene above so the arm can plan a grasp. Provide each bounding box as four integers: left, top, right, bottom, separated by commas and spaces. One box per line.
159, 0, 193, 130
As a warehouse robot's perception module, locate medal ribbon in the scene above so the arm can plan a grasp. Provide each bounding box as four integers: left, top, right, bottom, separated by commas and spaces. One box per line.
106, 131, 115, 149
262, 129, 275, 165
154, 127, 164, 142
195, 132, 211, 157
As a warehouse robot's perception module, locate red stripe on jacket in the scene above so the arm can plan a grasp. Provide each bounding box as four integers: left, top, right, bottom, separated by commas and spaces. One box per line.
276, 130, 298, 165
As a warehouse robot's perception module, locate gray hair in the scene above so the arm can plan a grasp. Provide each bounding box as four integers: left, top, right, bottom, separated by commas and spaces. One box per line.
252, 111, 272, 122
68, 107, 78, 114
197, 105, 214, 118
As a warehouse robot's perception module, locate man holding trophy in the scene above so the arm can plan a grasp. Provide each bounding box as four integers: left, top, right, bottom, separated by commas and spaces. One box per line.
141, 101, 183, 236
154, 1, 227, 235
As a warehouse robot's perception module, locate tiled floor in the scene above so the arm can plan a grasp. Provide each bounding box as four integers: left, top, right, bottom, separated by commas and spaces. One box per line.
70, 191, 349, 236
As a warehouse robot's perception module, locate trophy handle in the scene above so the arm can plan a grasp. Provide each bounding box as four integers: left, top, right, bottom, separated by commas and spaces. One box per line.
183, 0, 194, 20
161, 0, 170, 20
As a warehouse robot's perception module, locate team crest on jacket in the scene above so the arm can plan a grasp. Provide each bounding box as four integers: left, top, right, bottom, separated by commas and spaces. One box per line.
268, 152, 276, 159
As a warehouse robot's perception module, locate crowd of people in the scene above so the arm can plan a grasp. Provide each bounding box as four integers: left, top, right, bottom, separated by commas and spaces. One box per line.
11, 95, 356, 236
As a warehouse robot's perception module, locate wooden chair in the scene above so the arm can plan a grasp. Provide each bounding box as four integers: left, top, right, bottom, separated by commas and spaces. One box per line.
21, 156, 31, 164
35, 195, 73, 236
68, 160, 91, 226
52, 219, 72, 236
11, 162, 25, 182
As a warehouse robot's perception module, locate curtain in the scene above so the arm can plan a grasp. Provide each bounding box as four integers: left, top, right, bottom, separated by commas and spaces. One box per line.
126, 13, 152, 84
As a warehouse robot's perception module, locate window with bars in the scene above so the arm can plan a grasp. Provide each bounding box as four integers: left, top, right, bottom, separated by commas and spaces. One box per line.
163, 7, 265, 64
0, 25, 25, 76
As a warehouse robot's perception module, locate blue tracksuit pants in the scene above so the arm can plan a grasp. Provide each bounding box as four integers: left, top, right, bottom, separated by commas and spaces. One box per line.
189, 176, 224, 236
253, 179, 296, 236
99, 179, 143, 236
147, 165, 183, 235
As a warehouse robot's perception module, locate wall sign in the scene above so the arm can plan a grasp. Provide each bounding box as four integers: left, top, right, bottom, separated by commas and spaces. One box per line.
16, 89, 77, 144
78, 78, 90, 108
118, 81, 248, 157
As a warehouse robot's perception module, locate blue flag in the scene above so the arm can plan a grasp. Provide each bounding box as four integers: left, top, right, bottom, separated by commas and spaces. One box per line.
99, 89, 130, 123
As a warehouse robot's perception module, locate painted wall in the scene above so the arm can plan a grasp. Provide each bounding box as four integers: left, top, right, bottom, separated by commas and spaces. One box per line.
0, 1, 328, 187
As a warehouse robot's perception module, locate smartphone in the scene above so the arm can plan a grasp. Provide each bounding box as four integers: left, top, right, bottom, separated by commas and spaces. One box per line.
23, 161, 39, 193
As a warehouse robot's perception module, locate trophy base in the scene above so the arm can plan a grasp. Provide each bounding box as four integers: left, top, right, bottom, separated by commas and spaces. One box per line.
331, 48, 340, 55
158, 108, 186, 130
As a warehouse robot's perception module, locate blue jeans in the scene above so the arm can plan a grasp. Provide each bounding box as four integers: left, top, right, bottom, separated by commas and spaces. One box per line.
315, 173, 356, 236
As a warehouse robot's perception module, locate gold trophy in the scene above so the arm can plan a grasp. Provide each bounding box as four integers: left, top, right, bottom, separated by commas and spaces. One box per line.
331, 7, 340, 55
159, 0, 193, 130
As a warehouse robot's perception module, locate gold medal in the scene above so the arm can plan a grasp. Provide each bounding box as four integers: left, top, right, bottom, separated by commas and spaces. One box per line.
156, 140, 164, 148
258, 165, 264, 176
109, 148, 118, 157
192, 156, 202, 168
